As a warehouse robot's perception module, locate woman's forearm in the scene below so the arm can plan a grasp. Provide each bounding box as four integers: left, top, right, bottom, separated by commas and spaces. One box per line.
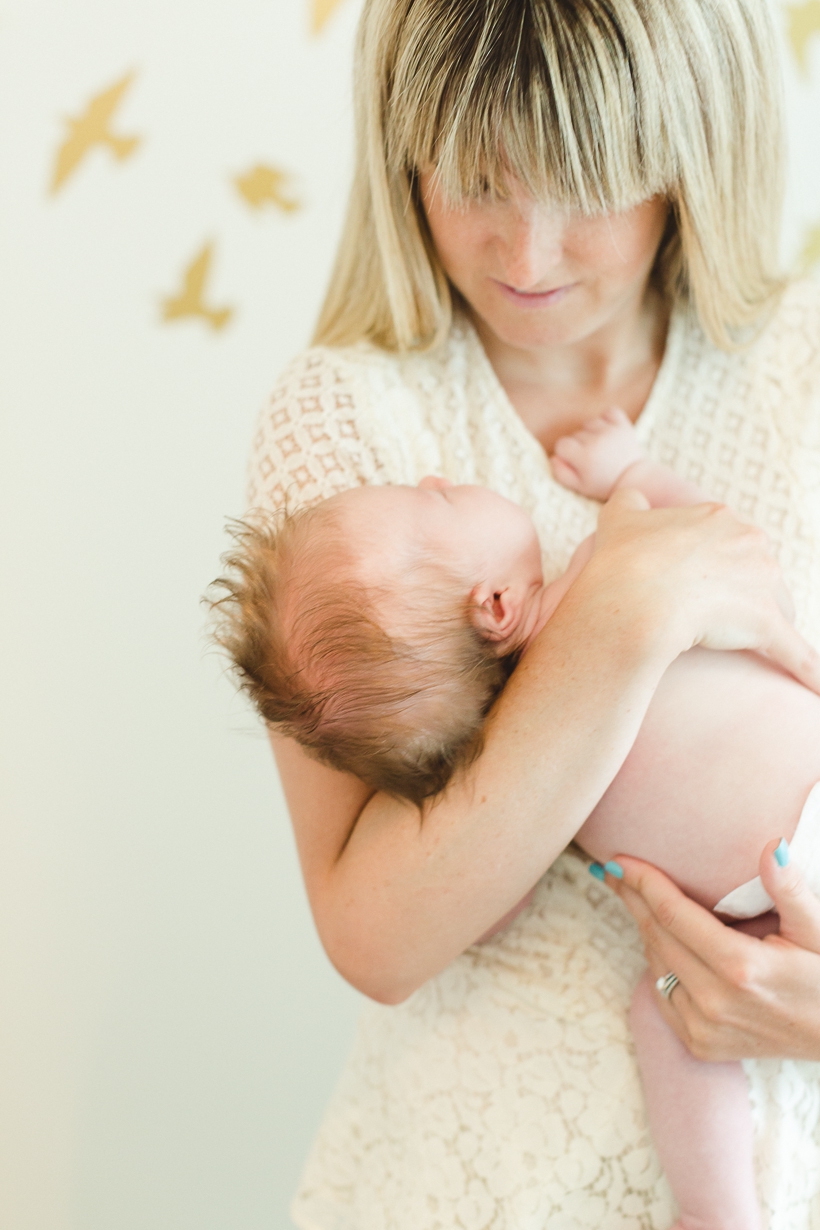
317, 561, 674, 1002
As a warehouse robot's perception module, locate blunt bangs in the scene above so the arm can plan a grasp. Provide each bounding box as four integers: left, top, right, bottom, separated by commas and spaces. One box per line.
388, 0, 673, 214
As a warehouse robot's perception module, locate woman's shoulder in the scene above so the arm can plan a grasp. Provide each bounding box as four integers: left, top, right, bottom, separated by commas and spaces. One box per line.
763, 277, 820, 357
669, 278, 820, 406
267, 329, 462, 399
247, 343, 381, 512
777, 275, 820, 318
247, 335, 462, 512
750, 278, 820, 421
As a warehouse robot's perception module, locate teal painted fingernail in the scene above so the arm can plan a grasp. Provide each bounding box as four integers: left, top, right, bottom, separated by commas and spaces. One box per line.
775, 838, 790, 868
589, 862, 606, 881
604, 860, 624, 879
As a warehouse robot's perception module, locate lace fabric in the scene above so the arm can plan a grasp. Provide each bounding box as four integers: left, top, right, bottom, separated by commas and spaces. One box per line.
247, 281, 820, 1229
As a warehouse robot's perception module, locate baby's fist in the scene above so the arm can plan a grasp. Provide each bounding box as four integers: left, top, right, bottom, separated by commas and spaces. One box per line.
551, 407, 645, 501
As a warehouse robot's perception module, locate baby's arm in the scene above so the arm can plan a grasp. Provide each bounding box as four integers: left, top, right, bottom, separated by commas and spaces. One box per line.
551, 407, 707, 508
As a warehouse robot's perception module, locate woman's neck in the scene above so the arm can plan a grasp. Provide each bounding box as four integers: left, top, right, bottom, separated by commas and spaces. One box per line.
473, 285, 671, 454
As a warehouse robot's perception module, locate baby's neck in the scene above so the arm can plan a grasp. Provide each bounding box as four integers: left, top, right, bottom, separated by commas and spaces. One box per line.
499, 577, 567, 657
512, 552, 593, 656
526, 580, 568, 645
515, 535, 597, 654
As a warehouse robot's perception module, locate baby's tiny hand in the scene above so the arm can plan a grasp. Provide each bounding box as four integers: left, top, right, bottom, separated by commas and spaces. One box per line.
551, 407, 646, 501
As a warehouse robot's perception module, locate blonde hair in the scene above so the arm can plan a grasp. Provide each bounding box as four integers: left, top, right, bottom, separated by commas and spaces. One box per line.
209, 504, 515, 806
315, 0, 786, 353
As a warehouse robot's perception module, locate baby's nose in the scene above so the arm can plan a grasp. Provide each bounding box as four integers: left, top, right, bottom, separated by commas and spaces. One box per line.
418, 475, 453, 490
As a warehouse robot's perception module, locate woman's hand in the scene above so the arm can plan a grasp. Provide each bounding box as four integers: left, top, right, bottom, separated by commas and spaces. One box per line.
607, 843, 820, 1061
591, 489, 820, 695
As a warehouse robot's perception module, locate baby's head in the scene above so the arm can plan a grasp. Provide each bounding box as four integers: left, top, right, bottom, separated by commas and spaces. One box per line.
211, 481, 543, 805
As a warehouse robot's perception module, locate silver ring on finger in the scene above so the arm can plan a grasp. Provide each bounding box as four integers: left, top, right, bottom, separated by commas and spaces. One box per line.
655, 971, 680, 1000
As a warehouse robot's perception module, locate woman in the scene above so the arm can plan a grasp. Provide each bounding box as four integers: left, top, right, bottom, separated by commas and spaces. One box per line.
248, 0, 820, 1224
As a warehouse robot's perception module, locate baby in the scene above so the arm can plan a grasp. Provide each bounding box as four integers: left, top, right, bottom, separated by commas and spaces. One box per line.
213, 408, 820, 1230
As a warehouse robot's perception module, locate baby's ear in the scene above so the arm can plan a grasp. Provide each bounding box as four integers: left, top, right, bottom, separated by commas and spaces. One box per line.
470, 585, 521, 645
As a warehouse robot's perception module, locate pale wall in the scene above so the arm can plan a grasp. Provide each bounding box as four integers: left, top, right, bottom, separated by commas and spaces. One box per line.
1, 2, 819, 1228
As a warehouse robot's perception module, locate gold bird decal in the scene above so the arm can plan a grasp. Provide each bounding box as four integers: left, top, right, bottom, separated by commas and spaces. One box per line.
50, 71, 141, 194
786, 0, 820, 73
800, 224, 820, 272
161, 243, 234, 332
234, 164, 301, 212
311, 0, 346, 35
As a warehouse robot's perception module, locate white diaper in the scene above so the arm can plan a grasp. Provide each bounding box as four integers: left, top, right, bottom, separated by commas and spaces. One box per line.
713, 780, 820, 918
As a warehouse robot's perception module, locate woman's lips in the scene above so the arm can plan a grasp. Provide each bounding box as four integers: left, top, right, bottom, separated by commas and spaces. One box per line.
494, 280, 577, 308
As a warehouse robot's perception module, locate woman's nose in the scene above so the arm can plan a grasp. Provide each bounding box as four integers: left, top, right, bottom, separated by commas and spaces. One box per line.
499, 204, 565, 290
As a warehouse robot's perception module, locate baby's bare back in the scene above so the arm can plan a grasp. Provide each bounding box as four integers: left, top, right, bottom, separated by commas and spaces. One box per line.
577, 647, 820, 909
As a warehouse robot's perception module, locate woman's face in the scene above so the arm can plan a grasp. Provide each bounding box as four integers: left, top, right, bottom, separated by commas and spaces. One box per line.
419, 171, 669, 351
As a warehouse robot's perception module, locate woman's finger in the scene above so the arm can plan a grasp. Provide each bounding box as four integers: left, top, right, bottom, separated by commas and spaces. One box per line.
758, 836, 820, 952
609, 875, 722, 988
611, 871, 775, 1059
758, 618, 820, 695
649, 972, 702, 1043
592, 493, 816, 687
615, 877, 726, 1000
612, 878, 750, 1056
609, 856, 753, 979
602, 857, 820, 1061
656, 977, 773, 1061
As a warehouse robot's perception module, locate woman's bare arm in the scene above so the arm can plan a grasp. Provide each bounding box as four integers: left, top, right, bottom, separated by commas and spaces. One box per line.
273, 492, 820, 1004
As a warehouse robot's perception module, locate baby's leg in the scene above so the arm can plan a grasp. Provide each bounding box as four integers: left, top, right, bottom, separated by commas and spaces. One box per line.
630, 973, 761, 1230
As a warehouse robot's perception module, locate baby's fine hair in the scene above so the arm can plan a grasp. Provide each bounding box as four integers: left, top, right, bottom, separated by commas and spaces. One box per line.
209, 498, 516, 806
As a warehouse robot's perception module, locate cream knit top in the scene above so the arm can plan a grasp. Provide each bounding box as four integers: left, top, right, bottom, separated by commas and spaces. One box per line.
249, 281, 820, 1230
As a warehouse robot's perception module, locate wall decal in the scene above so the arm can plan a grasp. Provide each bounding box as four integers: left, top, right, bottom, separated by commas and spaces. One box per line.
234, 164, 301, 212
800, 224, 820, 270
50, 71, 141, 195
311, 0, 346, 36
786, 0, 820, 73
160, 243, 234, 331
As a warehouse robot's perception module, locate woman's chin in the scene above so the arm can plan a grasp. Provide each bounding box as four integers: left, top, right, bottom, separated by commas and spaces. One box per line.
478, 306, 594, 352
465, 287, 603, 353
